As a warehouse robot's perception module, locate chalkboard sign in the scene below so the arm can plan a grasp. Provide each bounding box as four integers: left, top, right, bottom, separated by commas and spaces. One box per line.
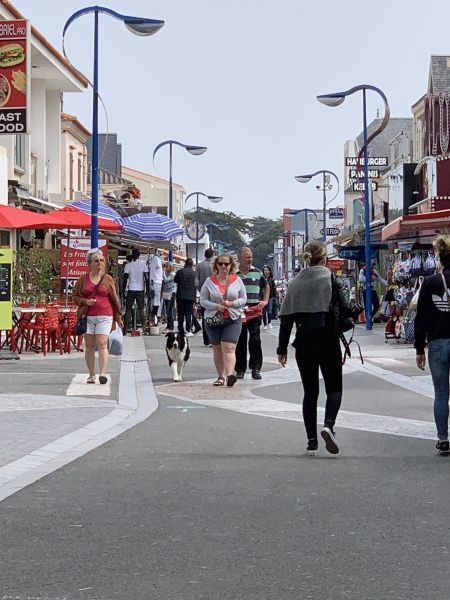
0, 263, 11, 301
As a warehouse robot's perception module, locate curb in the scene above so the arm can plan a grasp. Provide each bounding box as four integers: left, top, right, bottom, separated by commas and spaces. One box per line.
0, 336, 157, 502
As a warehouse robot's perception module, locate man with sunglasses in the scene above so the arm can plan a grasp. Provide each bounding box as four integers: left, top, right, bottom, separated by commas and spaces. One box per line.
235, 247, 269, 380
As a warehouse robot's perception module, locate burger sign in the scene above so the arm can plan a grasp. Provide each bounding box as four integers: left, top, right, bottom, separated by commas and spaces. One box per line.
0, 20, 29, 134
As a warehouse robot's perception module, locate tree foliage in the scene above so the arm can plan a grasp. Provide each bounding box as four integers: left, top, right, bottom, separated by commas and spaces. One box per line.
185, 208, 283, 268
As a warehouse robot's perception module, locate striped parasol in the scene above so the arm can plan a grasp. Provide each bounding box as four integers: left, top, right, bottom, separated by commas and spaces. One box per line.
70, 199, 123, 223
121, 212, 184, 241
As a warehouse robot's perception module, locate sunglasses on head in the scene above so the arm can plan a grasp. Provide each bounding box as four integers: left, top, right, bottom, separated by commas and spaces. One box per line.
218, 261, 230, 266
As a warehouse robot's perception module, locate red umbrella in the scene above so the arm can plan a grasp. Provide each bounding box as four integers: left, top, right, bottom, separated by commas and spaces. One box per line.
22, 206, 122, 231
0, 205, 54, 229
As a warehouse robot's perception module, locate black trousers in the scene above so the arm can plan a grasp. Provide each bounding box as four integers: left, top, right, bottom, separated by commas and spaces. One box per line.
235, 317, 263, 372
362, 288, 380, 318
124, 290, 145, 331
295, 329, 343, 440
177, 298, 194, 333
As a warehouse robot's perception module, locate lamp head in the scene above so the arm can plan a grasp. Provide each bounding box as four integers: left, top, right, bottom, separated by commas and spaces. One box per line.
207, 195, 223, 203
186, 145, 207, 156
316, 93, 345, 107
124, 18, 165, 36
295, 175, 312, 184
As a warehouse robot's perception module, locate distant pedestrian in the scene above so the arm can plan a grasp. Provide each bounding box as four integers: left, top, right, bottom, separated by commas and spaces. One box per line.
174, 258, 196, 336
149, 249, 163, 326
196, 248, 214, 345
73, 249, 123, 385
200, 254, 247, 386
277, 241, 351, 455
359, 260, 387, 320
123, 249, 149, 333
262, 265, 277, 330
415, 235, 450, 455
235, 247, 269, 380
162, 262, 176, 331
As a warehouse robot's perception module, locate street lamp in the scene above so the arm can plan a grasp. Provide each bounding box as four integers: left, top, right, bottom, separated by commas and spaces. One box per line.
62, 6, 164, 248
185, 192, 223, 264
285, 208, 318, 244
289, 231, 305, 275
317, 84, 390, 331
295, 170, 339, 242
153, 140, 207, 261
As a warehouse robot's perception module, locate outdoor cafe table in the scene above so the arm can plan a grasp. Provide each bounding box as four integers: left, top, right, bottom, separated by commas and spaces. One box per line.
10, 306, 74, 354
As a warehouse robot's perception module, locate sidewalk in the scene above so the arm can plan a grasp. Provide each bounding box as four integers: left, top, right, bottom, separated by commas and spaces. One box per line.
0, 336, 156, 501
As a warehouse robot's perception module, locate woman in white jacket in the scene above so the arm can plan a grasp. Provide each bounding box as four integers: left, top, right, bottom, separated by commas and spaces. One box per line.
200, 254, 247, 387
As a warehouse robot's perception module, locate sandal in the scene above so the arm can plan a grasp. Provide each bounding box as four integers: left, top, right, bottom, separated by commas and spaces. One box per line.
226, 374, 237, 387
87, 375, 95, 384
213, 377, 225, 386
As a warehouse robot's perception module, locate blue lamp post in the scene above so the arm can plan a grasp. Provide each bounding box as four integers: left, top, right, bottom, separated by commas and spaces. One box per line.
153, 140, 207, 261
295, 170, 339, 242
63, 6, 164, 249
317, 84, 390, 330
185, 192, 223, 264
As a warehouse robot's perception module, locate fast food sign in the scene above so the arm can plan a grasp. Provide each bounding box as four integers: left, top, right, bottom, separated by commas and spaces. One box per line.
0, 20, 29, 134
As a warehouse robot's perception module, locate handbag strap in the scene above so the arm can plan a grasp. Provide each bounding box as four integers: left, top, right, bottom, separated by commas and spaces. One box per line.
441, 272, 450, 308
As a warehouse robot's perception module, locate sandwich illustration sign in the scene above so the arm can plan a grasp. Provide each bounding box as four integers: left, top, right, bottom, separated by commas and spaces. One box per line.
0, 20, 29, 134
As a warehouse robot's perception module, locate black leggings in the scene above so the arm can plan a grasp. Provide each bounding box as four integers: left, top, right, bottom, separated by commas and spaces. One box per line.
295, 329, 343, 440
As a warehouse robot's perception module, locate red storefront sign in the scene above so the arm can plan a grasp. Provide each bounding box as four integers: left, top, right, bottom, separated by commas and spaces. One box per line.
0, 19, 29, 134
327, 259, 346, 272
60, 238, 108, 279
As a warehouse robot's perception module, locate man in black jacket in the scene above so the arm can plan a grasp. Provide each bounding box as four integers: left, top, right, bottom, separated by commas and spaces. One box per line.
174, 258, 196, 336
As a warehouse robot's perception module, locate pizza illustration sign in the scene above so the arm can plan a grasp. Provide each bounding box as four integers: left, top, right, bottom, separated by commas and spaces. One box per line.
0, 20, 29, 134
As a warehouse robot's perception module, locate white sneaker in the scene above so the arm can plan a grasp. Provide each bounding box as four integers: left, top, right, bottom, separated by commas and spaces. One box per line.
321, 426, 339, 455
263, 325, 267, 330
186, 332, 194, 337
268, 323, 273, 329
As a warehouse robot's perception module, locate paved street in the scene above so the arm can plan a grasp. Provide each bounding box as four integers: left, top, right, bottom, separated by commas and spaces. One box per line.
0, 324, 449, 599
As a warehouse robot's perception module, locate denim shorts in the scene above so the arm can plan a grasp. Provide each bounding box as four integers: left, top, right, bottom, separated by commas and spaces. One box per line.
206, 318, 242, 345
86, 315, 113, 335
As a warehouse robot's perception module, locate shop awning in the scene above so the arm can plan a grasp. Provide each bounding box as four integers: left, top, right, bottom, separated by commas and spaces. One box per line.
381, 209, 450, 241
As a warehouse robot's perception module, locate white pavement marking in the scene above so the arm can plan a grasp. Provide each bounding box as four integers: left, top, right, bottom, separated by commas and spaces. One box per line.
0, 394, 114, 411
0, 338, 158, 503
66, 373, 112, 396
159, 383, 437, 441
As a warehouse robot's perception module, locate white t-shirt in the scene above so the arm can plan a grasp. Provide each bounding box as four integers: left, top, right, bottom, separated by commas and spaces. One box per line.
149, 254, 163, 284
124, 260, 149, 291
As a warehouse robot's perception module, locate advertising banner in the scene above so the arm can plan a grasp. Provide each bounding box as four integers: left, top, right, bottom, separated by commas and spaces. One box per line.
60, 238, 108, 295
0, 19, 29, 134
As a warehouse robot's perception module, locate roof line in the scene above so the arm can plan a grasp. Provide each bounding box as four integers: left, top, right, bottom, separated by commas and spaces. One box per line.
0, 0, 88, 88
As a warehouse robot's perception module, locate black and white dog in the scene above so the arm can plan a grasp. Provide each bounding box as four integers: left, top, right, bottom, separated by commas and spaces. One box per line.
165, 331, 190, 382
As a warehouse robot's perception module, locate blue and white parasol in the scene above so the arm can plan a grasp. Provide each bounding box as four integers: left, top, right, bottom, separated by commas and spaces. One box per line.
120, 212, 184, 241
70, 199, 123, 223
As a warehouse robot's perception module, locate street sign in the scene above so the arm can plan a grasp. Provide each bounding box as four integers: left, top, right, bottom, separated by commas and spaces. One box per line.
327, 259, 346, 271
328, 207, 344, 220
0, 20, 30, 134
320, 227, 341, 237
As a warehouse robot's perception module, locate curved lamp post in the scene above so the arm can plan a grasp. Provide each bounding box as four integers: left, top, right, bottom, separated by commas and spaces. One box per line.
185, 192, 223, 264
295, 170, 339, 242
317, 84, 390, 330
153, 140, 207, 261
63, 6, 164, 248
206, 222, 229, 249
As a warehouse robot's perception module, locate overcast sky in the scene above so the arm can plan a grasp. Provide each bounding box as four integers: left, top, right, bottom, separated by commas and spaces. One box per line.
17, 1, 447, 218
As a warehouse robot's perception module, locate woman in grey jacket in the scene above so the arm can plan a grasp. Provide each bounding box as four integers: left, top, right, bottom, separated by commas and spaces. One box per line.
200, 254, 247, 387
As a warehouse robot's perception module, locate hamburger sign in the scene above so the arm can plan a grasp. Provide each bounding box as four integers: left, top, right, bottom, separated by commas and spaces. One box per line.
0, 20, 29, 134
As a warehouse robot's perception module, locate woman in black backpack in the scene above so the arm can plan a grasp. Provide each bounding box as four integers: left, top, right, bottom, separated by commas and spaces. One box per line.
277, 241, 352, 456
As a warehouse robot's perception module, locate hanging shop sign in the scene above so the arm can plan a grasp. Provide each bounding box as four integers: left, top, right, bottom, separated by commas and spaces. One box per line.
0, 20, 30, 134
345, 157, 388, 167
320, 227, 341, 237
328, 207, 344, 220
60, 237, 108, 295
337, 247, 365, 261
352, 181, 378, 192
327, 259, 346, 272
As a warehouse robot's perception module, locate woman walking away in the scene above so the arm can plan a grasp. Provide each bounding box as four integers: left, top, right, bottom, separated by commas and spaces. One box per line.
162, 262, 176, 332
277, 241, 351, 455
200, 254, 247, 387
73, 249, 123, 385
262, 265, 277, 330
415, 235, 450, 456
174, 258, 196, 336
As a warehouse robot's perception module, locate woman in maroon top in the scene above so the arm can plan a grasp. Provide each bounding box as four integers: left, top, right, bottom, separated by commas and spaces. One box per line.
73, 249, 122, 384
